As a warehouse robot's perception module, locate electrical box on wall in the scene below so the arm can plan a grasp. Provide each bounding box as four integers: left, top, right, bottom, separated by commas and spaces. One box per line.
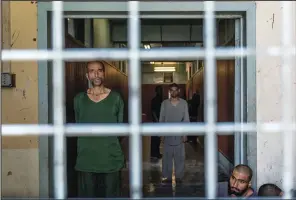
1, 73, 16, 88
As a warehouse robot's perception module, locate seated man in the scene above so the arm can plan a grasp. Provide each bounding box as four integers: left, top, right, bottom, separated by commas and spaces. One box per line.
217, 164, 256, 198
258, 183, 296, 197
258, 183, 283, 197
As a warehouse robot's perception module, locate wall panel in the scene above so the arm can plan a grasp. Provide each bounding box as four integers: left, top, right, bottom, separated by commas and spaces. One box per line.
186, 60, 235, 162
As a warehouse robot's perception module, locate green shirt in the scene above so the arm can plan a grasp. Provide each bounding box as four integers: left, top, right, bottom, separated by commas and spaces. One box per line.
74, 91, 125, 173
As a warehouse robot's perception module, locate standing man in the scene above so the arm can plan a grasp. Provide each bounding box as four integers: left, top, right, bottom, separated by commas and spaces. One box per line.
150, 85, 163, 160
159, 83, 189, 184
74, 61, 125, 198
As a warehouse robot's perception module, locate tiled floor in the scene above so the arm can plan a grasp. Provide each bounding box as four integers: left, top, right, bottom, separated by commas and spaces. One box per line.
121, 142, 229, 198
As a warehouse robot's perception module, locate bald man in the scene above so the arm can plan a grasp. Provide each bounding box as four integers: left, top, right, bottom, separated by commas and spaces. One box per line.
258, 183, 296, 197
258, 183, 283, 197
217, 164, 256, 197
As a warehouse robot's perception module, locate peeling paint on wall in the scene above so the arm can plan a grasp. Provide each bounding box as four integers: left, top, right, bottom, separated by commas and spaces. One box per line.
2, 1, 39, 197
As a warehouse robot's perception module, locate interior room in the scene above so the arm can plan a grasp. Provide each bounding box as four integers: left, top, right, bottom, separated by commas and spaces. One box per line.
60, 17, 237, 198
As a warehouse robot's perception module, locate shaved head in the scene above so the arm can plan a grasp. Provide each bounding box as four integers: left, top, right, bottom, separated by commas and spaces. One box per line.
258, 184, 283, 196
228, 164, 253, 196
233, 164, 253, 181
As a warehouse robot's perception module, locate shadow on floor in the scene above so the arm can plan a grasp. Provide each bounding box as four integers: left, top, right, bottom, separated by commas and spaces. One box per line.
121, 142, 229, 198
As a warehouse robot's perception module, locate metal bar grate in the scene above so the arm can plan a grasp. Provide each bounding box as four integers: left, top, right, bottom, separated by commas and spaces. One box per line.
0, 0, 3, 198
3, 47, 296, 61
128, 1, 142, 198
281, 2, 294, 199
204, 2, 217, 198
52, 2, 66, 199
0, 0, 295, 199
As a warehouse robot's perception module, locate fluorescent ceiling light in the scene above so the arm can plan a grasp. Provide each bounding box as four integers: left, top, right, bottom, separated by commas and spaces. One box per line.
153, 62, 177, 65
154, 67, 175, 72
150, 61, 155, 64
144, 45, 150, 49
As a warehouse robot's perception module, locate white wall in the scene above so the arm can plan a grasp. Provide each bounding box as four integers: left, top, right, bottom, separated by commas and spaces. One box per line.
256, 1, 296, 189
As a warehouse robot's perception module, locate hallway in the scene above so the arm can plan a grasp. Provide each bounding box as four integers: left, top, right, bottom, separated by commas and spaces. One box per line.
64, 24, 234, 198
121, 142, 229, 198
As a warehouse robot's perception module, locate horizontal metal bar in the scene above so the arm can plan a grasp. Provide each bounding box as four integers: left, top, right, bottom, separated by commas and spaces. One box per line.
138, 14, 243, 19
0, 197, 284, 200
2, 122, 294, 136
2, 49, 128, 61
65, 14, 127, 19
1, 47, 293, 61
64, 14, 243, 19
42, 1, 254, 12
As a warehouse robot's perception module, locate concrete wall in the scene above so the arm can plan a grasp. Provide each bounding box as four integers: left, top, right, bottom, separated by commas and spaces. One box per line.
2, 2, 39, 197
256, 1, 296, 189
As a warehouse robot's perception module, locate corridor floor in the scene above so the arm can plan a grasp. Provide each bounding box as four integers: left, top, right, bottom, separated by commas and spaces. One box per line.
121, 142, 229, 198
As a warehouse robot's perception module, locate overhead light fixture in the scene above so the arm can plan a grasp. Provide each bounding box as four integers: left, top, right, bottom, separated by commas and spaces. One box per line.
150, 62, 155, 64
144, 44, 150, 49
154, 67, 175, 72
153, 62, 177, 65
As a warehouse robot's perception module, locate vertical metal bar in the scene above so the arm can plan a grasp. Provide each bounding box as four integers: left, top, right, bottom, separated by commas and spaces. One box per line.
52, 1, 66, 199
0, 0, 3, 197
239, 17, 246, 164
234, 18, 241, 166
204, 1, 217, 199
128, 1, 142, 199
281, 1, 294, 199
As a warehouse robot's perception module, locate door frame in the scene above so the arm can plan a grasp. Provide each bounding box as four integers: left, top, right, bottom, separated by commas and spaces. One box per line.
37, 1, 256, 197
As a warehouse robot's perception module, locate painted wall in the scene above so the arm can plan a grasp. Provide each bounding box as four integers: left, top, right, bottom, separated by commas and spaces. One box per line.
255, 1, 296, 190
2, 1, 39, 197
186, 60, 235, 162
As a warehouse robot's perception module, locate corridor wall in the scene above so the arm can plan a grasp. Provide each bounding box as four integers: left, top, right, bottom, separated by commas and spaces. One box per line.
186, 60, 235, 163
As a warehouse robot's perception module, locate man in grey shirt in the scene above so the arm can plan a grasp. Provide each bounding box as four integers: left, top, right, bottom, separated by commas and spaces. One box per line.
159, 83, 189, 184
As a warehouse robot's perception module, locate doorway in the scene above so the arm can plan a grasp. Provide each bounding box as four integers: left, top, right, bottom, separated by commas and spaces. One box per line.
37, 1, 256, 198
63, 17, 243, 198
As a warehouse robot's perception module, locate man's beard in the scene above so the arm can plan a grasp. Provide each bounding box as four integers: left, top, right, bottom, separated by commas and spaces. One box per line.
90, 77, 103, 86
171, 94, 179, 98
228, 181, 248, 197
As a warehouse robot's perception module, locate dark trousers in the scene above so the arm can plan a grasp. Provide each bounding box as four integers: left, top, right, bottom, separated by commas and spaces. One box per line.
151, 136, 161, 157
188, 136, 197, 141
188, 116, 198, 142
77, 171, 120, 198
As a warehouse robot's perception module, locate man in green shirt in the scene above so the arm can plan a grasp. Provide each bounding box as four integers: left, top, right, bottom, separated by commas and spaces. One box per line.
74, 60, 125, 198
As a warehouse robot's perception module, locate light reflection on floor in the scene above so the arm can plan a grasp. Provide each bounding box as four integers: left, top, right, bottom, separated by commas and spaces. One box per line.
121, 142, 229, 198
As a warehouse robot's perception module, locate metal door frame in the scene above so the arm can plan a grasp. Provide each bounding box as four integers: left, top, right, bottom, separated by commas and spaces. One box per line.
37, 1, 256, 197
234, 18, 246, 166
